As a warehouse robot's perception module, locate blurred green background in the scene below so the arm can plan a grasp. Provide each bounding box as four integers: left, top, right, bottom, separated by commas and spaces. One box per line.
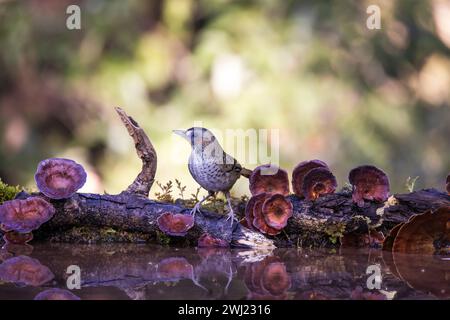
0, 0, 449, 198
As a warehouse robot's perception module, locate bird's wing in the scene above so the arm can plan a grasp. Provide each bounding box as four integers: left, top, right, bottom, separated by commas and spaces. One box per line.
220, 152, 252, 177
221, 153, 243, 174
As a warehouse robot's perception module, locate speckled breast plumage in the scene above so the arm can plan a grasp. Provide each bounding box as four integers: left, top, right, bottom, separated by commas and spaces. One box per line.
188, 152, 241, 192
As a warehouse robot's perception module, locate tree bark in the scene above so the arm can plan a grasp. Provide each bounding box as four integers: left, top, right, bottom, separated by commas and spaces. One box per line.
9, 108, 450, 248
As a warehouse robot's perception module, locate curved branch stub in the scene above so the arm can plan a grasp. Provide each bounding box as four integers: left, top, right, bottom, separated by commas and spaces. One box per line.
115, 107, 157, 197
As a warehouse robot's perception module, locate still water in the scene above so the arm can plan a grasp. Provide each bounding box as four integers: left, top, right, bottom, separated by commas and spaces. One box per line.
0, 243, 447, 300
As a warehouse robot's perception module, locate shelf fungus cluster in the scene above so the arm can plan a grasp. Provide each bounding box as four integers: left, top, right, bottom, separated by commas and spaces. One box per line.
244, 165, 293, 236
291, 160, 391, 208
197, 233, 229, 248
381, 206, 449, 298
348, 165, 390, 207
157, 212, 194, 237
34, 288, 81, 300
0, 197, 55, 245
292, 160, 337, 200
35, 158, 87, 199
0, 255, 54, 287
244, 256, 291, 300
0, 108, 447, 250
0, 158, 87, 245
291, 160, 391, 207
382, 206, 449, 255
155, 257, 195, 282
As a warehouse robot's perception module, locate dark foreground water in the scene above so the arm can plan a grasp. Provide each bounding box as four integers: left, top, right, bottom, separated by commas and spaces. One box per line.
0, 243, 448, 300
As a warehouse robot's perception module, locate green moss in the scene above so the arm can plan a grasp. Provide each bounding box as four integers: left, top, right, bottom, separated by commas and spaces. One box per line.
324, 222, 346, 244
156, 230, 171, 245
0, 179, 21, 204
42, 226, 152, 243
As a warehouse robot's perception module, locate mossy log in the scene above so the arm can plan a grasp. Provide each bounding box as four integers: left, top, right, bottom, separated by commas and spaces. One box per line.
7, 108, 450, 248
13, 188, 446, 248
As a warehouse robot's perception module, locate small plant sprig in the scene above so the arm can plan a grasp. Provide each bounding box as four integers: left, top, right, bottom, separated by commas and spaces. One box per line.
340, 182, 353, 194
190, 187, 201, 203
405, 176, 419, 192
240, 194, 249, 203
155, 180, 174, 203
179, 186, 202, 208
175, 179, 186, 200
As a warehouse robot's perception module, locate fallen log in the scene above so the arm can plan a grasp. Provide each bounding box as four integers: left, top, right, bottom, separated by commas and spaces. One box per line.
6, 108, 450, 248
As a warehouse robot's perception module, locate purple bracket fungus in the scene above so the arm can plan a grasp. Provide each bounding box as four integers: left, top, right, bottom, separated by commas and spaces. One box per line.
198, 233, 229, 248
35, 158, 87, 199
155, 257, 194, 281
340, 230, 385, 248
348, 165, 390, 207
261, 261, 291, 296
302, 167, 337, 201
0, 224, 11, 232
157, 212, 194, 236
262, 194, 293, 229
3, 231, 33, 245
244, 196, 259, 231
292, 160, 329, 198
0, 249, 13, 262
252, 193, 281, 236
0, 255, 54, 287
1, 243, 34, 256
391, 249, 450, 298
249, 164, 289, 196
0, 197, 55, 233
34, 288, 81, 300
244, 256, 291, 299
392, 206, 449, 254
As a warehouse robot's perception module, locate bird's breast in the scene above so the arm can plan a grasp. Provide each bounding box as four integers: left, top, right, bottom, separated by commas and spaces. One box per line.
188, 153, 239, 192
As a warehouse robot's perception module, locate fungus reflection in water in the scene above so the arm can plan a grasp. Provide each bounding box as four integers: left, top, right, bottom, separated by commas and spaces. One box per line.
0, 244, 446, 300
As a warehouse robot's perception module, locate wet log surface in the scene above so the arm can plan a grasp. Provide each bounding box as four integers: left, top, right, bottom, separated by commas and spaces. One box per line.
13, 187, 448, 248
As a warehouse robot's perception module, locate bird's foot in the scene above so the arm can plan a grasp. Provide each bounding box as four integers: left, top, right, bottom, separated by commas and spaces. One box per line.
190, 202, 203, 218
224, 192, 235, 227
225, 209, 235, 227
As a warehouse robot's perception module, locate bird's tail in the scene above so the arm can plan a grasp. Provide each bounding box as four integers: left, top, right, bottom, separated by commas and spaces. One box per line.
240, 167, 253, 178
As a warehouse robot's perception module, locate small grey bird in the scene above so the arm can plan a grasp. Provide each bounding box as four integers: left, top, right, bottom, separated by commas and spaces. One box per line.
173, 127, 251, 225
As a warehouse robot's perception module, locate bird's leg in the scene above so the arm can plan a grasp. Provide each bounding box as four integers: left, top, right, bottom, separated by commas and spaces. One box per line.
224, 264, 233, 296
190, 190, 215, 217
224, 191, 235, 227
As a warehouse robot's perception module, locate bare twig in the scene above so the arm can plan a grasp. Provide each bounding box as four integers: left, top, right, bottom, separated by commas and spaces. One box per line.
115, 107, 157, 197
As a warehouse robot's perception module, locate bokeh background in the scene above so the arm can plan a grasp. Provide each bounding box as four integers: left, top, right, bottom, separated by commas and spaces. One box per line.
0, 0, 449, 198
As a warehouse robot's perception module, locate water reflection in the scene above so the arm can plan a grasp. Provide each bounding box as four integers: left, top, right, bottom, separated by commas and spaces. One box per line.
244, 256, 291, 300
0, 243, 447, 300
0, 255, 54, 287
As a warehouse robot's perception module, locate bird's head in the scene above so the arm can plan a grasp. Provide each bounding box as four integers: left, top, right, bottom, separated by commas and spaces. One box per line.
173, 127, 217, 150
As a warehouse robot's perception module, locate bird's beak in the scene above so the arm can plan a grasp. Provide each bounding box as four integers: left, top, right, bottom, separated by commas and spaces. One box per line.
173, 129, 188, 139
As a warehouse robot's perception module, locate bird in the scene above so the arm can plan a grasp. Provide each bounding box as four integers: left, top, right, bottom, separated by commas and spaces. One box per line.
173, 127, 252, 225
